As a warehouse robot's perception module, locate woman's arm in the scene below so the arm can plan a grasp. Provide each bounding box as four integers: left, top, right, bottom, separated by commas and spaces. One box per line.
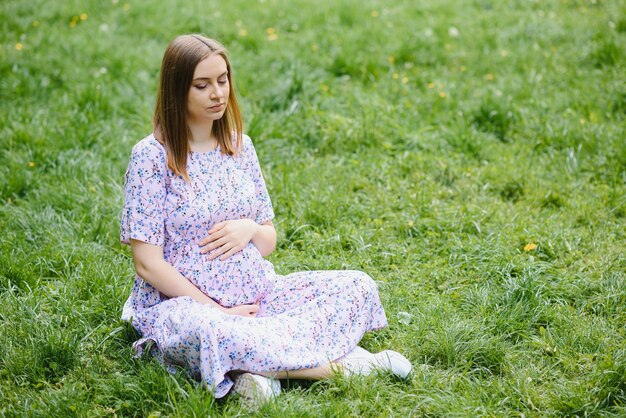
131, 239, 222, 305
130, 239, 260, 316
198, 219, 276, 260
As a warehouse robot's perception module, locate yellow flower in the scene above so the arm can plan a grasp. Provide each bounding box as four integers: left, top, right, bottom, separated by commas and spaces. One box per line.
311, 43, 319, 52
387, 55, 395, 65
371, 10, 379, 17
401, 76, 408, 84
485, 73, 495, 81
500, 50, 509, 57
427, 82, 435, 89
28, 161, 35, 167
238, 28, 248, 37
460, 65, 466, 72
392, 73, 399, 80
15, 43, 23, 51
407, 220, 414, 228
524, 243, 537, 252
122, 3, 130, 11
321, 84, 329, 92
266, 27, 278, 41
80, 13, 88, 20
32, 20, 40, 27
439, 91, 446, 98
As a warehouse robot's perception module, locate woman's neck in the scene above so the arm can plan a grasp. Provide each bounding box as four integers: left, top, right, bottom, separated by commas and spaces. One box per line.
187, 120, 218, 152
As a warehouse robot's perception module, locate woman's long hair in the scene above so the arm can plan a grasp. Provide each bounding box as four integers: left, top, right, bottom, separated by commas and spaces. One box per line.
153, 34, 243, 180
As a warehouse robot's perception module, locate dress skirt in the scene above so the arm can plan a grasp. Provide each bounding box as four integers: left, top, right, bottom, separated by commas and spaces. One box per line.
129, 270, 388, 398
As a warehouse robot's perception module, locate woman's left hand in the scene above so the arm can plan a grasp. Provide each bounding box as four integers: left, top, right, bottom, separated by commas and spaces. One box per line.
199, 219, 258, 260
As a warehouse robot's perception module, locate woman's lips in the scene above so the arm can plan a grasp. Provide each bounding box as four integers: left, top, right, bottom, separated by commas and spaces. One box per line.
209, 103, 225, 111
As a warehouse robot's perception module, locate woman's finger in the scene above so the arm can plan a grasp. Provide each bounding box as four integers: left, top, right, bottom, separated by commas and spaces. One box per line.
219, 245, 243, 261
201, 236, 229, 254
208, 221, 227, 234
208, 241, 235, 260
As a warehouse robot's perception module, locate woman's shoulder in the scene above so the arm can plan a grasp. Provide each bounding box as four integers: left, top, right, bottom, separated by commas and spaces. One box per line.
239, 133, 255, 152
131, 133, 166, 159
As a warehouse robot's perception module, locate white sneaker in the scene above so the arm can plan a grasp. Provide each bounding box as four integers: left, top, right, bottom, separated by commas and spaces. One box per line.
339, 347, 412, 379
232, 373, 281, 408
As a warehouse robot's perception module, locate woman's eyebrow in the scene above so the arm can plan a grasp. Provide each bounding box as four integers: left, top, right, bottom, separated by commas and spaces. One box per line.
193, 71, 228, 81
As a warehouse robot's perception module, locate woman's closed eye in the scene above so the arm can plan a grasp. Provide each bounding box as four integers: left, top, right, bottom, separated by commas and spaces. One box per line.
194, 80, 227, 89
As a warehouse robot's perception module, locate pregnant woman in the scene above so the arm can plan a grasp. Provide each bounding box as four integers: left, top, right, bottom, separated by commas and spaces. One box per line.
120, 34, 411, 406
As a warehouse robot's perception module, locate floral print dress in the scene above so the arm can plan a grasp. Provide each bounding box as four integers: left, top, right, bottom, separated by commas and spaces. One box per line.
120, 134, 388, 398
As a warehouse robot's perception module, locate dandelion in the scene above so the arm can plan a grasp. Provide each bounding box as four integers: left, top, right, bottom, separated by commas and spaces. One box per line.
80, 13, 88, 20
69, 15, 79, 28
524, 243, 537, 252
448, 26, 460, 38
123, 3, 130, 11
266, 27, 278, 41
238, 28, 248, 37
371, 10, 379, 17
311, 43, 319, 52
406, 220, 414, 228
321, 84, 329, 92
427, 82, 435, 89
500, 50, 509, 57
392, 73, 399, 80
32, 20, 40, 27
28, 161, 35, 167
580, 118, 586, 126
15, 43, 23, 51
485, 73, 495, 81
439, 91, 446, 98
387, 55, 395, 65
460, 65, 466, 72
401, 76, 408, 84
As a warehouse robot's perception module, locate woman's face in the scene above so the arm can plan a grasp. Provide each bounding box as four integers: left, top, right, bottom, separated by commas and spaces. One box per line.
186, 54, 230, 125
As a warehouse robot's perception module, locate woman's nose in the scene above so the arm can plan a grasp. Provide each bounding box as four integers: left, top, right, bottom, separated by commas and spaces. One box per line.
210, 84, 224, 99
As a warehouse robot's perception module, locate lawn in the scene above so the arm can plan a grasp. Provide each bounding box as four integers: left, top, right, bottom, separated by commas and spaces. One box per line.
1, 0, 625, 416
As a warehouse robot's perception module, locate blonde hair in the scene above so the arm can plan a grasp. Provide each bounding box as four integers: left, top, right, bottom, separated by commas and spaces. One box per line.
153, 34, 243, 180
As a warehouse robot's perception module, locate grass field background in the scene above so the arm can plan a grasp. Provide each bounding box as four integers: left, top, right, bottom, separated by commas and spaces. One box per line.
1, 0, 625, 416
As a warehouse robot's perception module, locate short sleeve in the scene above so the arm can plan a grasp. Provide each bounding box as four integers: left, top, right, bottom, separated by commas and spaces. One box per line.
240, 135, 275, 224
120, 138, 167, 246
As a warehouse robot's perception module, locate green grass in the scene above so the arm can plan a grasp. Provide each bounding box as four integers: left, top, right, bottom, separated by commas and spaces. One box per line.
1, 0, 625, 416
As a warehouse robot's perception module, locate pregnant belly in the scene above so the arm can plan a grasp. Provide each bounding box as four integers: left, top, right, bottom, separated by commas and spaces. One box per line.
179, 244, 275, 308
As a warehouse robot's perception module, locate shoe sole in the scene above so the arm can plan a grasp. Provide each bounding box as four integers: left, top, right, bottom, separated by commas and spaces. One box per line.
233, 373, 280, 408
374, 350, 413, 379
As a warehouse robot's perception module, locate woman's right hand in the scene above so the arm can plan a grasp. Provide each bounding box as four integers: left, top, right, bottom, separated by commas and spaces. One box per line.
221, 303, 260, 317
